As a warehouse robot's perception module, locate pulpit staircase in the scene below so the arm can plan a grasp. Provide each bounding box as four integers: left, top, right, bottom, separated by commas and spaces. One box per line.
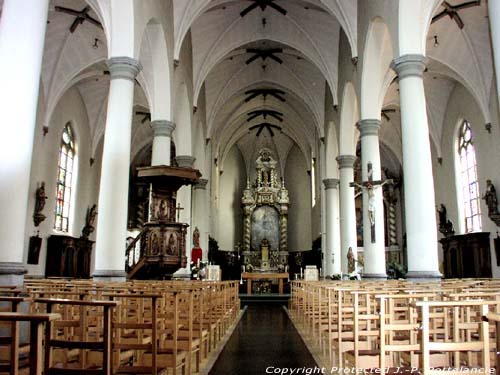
125, 222, 188, 279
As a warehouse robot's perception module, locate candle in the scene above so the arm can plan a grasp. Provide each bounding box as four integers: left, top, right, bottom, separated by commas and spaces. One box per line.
300, 268, 303, 278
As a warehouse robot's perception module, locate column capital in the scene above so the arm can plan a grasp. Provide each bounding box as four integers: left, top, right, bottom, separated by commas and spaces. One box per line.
323, 178, 340, 189
336, 154, 356, 169
107, 57, 142, 81
391, 54, 427, 79
151, 120, 175, 137
357, 119, 381, 137
176, 155, 196, 168
194, 178, 208, 190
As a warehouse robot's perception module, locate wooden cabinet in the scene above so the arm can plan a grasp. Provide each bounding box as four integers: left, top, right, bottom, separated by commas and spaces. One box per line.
440, 232, 492, 278
45, 235, 93, 278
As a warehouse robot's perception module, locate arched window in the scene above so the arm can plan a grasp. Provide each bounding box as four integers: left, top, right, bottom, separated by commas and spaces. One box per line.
54, 123, 75, 232
458, 120, 481, 233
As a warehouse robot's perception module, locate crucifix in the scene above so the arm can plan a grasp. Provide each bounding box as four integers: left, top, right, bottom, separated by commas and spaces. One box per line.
175, 203, 184, 222
350, 162, 393, 243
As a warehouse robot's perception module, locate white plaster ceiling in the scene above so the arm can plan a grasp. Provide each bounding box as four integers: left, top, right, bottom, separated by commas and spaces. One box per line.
36, 0, 495, 171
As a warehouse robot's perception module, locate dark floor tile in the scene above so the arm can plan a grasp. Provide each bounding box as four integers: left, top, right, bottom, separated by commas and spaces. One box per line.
209, 304, 317, 375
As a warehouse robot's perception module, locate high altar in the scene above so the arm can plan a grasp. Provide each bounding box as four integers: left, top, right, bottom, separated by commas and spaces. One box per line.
241, 148, 290, 272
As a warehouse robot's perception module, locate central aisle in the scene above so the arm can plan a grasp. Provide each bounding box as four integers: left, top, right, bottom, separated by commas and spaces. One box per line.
209, 304, 318, 374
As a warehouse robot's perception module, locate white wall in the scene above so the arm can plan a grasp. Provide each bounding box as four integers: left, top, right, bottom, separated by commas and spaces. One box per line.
217, 145, 246, 250
24, 87, 101, 276
435, 82, 500, 277
285, 144, 312, 251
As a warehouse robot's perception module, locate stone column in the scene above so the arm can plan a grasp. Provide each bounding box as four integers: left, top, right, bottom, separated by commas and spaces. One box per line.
175, 155, 196, 267
0, 0, 49, 284
93, 57, 142, 281
489, 1, 500, 113
193, 179, 209, 262
323, 179, 341, 276
151, 120, 175, 166
357, 120, 386, 278
391, 55, 441, 279
336, 155, 358, 274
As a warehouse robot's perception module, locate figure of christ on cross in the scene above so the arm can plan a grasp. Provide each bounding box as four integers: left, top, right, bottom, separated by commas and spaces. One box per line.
350, 162, 393, 243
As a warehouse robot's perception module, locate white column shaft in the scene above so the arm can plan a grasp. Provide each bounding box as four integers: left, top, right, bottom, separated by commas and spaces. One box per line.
489, 0, 500, 112
393, 55, 440, 277
323, 180, 341, 275
0, 0, 49, 264
338, 156, 358, 274
193, 180, 209, 262
95, 68, 137, 275
152, 136, 171, 166
358, 121, 386, 277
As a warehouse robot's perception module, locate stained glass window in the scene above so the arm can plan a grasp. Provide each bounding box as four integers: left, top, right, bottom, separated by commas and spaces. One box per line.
458, 120, 481, 233
54, 123, 75, 232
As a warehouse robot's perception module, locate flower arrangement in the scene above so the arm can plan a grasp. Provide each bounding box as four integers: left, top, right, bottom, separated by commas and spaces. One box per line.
190, 260, 207, 280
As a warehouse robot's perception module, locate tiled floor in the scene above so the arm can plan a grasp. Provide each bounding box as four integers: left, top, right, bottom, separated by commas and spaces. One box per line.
209, 304, 318, 375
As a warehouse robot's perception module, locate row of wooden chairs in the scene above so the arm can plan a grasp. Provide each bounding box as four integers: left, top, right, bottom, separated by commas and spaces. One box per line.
289, 279, 500, 375
0, 279, 240, 375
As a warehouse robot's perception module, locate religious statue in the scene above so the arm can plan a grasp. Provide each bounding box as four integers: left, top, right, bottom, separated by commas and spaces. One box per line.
33, 182, 48, 226
81, 204, 97, 238
191, 227, 202, 264
437, 204, 455, 237
167, 233, 176, 255
347, 247, 355, 274
482, 179, 499, 216
193, 227, 200, 248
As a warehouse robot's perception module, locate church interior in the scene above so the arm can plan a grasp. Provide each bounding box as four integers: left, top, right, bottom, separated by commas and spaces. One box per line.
2, 0, 500, 373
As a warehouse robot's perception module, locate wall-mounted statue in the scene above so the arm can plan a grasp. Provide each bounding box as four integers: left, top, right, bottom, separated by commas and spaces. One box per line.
81, 204, 97, 239
482, 179, 499, 216
437, 204, 455, 237
33, 182, 48, 226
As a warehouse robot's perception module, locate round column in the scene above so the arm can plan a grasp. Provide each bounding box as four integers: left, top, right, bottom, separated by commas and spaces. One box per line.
391, 55, 441, 279
337, 154, 358, 274
193, 179, 209, 262
94, 57, 142, 281
357, 120, 387, 278
489, 1, 500, 113
0, 0, 50, 284
151, 120, 175, 166
175, 155, 195, 270
323, 178, 341, 276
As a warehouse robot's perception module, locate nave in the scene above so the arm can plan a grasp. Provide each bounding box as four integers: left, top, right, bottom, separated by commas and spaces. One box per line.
209, 304, 317, 375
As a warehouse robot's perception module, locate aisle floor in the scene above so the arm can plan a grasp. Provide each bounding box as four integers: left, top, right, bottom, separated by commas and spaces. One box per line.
209, 304, 318, 375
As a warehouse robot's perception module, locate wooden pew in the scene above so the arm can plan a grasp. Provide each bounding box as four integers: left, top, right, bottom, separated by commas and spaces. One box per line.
34, 298, 118, 375
0, 312, 60, 375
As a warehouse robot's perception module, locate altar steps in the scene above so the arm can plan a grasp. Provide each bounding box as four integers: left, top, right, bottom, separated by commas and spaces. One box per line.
239, 293, 290, 306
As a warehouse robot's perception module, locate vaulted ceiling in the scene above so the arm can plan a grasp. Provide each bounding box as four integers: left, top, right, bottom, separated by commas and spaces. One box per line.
11, 0, 494, 169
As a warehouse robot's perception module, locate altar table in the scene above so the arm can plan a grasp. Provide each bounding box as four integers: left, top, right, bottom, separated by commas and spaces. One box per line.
242, 272, 289, 295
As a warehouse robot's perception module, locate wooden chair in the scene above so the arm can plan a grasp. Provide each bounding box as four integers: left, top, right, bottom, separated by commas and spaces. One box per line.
34, 298, 118, 375
0, 312, 60, 375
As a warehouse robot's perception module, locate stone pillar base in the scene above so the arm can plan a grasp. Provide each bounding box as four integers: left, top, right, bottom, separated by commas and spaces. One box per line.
361, 272, 387, 280
405, 270, 442, 281
0, 262, 26, 286
92, 270, 127, 282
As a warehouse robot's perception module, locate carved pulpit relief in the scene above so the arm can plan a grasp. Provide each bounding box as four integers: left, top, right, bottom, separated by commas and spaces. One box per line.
242, 148, 289, 271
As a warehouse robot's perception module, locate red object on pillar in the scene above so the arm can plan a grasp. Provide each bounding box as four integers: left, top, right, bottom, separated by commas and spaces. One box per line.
191, 247, 202, 265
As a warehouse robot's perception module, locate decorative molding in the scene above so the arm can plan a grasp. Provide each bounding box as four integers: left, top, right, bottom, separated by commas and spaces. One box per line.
322, 178, 340, 189
391, 54, 427, 79
336, 154, 356, 169
107, 57, 142, 81
356, 119, 381, 137
194, 178, 208, 190
151, 120, 175, 137
405, 270, 442, 279
0, 262, 27, 275
176, 155, 196, 168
